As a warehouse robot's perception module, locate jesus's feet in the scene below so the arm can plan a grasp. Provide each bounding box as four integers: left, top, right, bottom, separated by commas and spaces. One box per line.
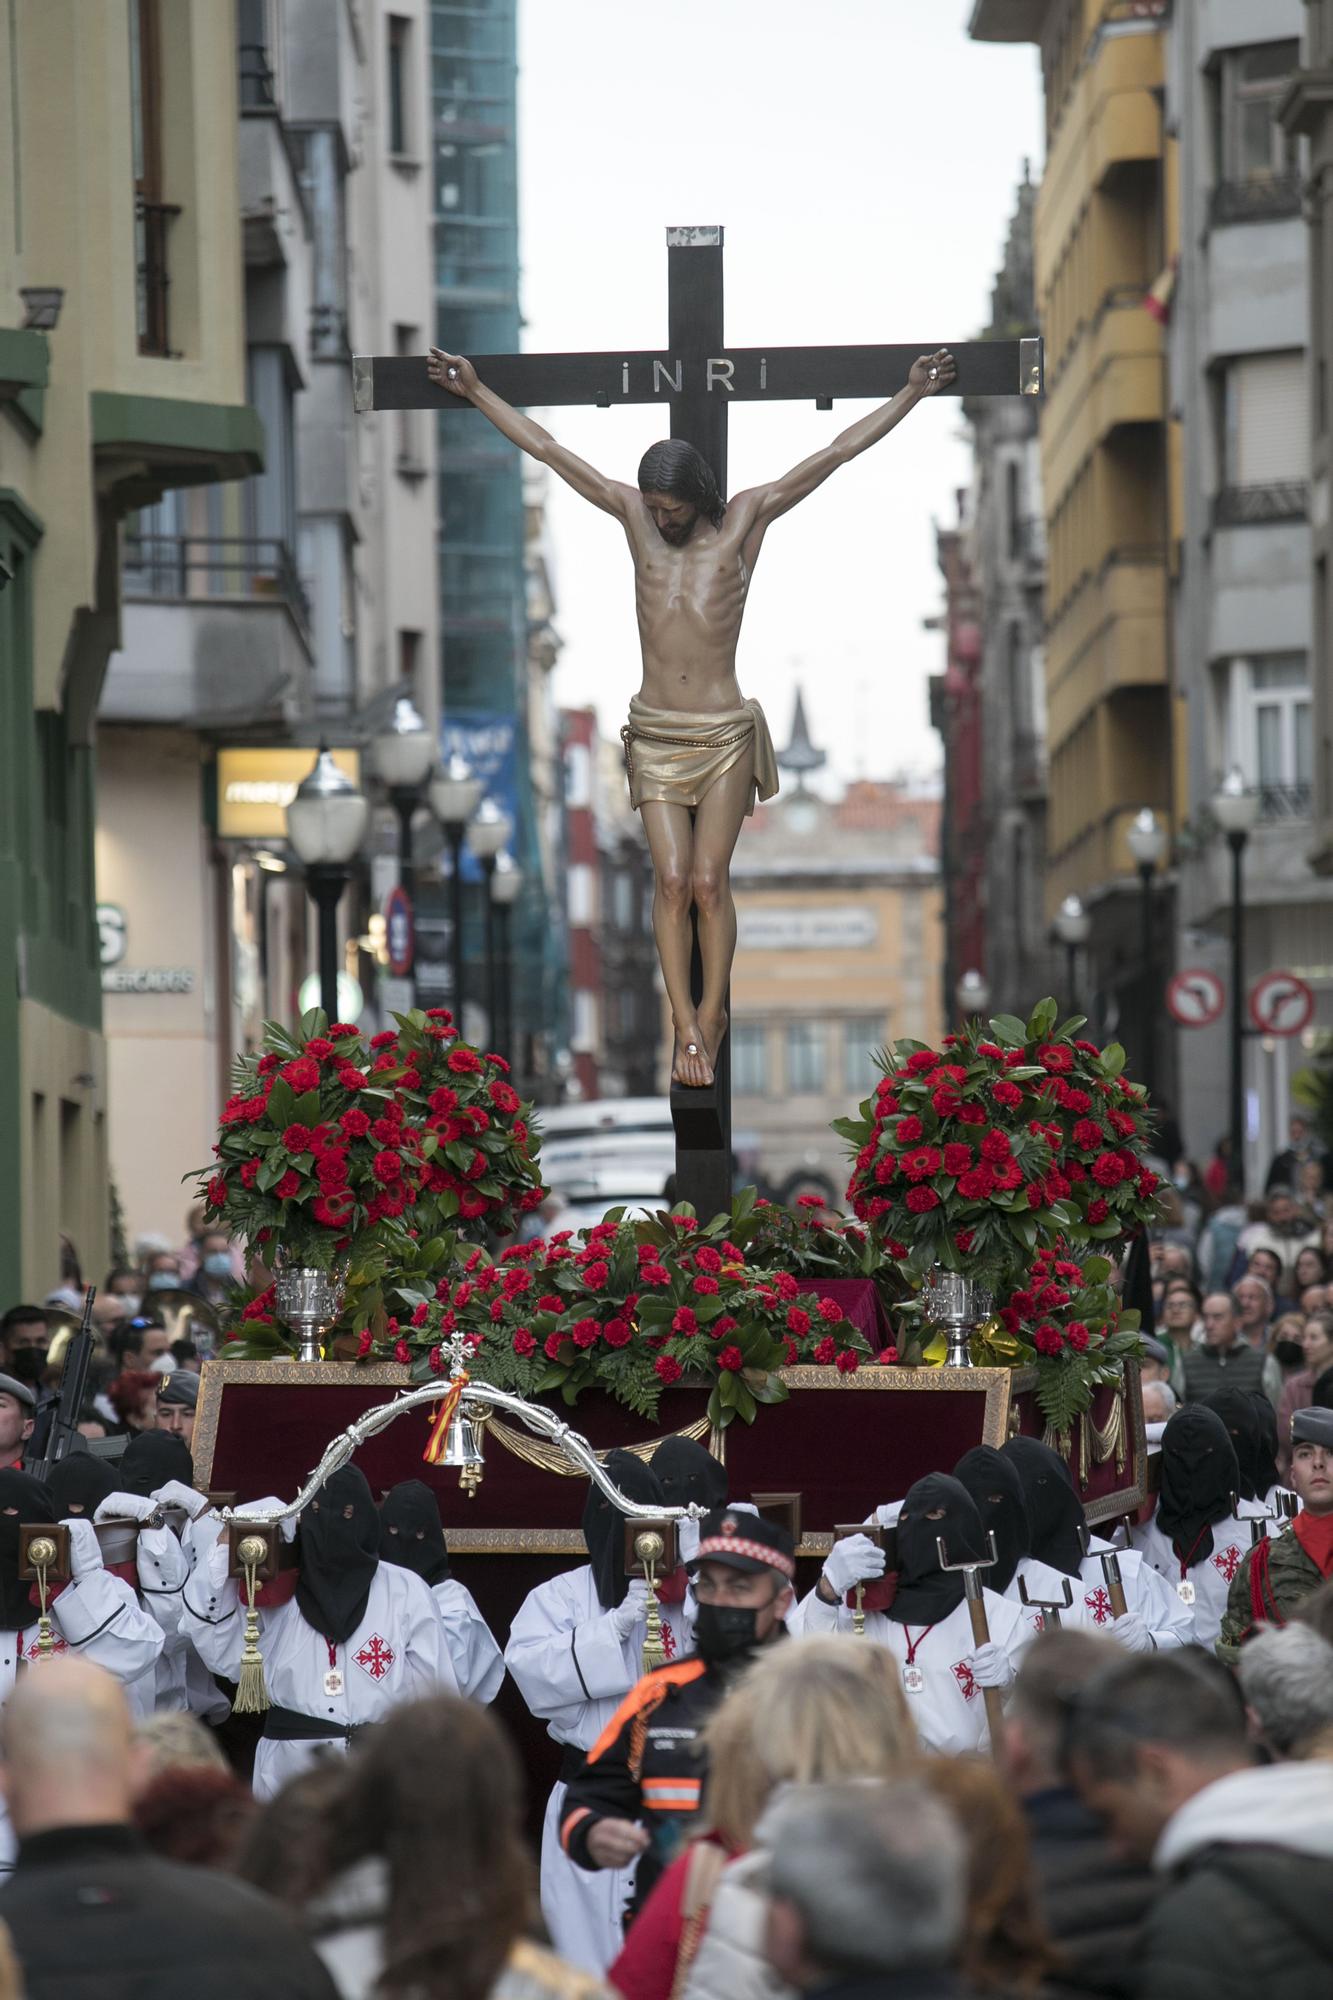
671, 1022, 714, 1090
698, 1005, 729, 1070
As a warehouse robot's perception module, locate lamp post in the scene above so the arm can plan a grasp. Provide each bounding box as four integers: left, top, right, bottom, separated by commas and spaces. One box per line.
285, 750, 370, 1025
372, 696, 436, 907
1213, 767, 1260, 1195
955, 968, 991, 1021
1053, 894, 1091, 1015
490, 849, 523, 1061
428, 751, 484, 1023
1126, 808, 1168, 1100
465, 798, 513, 1048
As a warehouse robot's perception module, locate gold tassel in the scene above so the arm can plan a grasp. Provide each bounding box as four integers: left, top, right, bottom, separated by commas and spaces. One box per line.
232, 1535, 270, 1714
28, 1537, 58, 1662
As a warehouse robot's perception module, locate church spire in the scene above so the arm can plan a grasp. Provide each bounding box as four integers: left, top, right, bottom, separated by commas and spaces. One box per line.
777, 686, 827, 795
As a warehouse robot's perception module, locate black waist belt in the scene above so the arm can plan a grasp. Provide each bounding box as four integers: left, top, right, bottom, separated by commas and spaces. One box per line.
262, 1705, 365, 1745
559, 1741, 587, 1785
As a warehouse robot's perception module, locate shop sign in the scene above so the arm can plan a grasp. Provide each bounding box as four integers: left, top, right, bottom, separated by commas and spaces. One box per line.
217, 747, 361, 840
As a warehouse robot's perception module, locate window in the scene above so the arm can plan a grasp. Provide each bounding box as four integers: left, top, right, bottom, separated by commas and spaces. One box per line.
236, 0, 277, 109
387, 14, 411, 156
1220, 43, 1299, 184
1226, 654, 1312, 811
1222, 353, 1309, 496
611, 870, 634, 932
395, 325, 424, 470
1005, 460, 1022, 562
397, 629, 422, 688
129, 0, 176, 356
732, 1024, 766, 1096
786, 1022, 825, 1095
567, 864, 595, 928
842, 1017, 885, 1095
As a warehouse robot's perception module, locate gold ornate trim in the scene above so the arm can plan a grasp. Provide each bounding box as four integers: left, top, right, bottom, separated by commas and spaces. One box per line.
485, 1413, 713, 1478
441, 1528, 836, 1559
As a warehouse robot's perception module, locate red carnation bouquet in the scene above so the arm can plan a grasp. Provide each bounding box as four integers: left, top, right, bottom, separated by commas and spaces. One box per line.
382, 1202, 872, 1430
197, 1008, 544, 1350
836, 998, 1158, 1425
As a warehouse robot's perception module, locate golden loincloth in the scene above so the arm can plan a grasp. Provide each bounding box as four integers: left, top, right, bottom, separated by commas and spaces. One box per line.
620, 697, 780, 815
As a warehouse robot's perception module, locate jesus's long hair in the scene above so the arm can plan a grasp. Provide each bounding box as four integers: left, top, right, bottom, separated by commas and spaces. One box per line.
637, 438, 726, 527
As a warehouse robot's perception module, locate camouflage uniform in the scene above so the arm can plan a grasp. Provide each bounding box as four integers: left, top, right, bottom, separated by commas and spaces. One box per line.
1215, 1525, 1324, 1664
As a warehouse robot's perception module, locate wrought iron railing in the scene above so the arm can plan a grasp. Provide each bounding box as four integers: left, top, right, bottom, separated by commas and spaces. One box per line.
122, 534, 310, 629
136, 199, 181, 358
1258, 781, 1312, 822
1210, 171, 1302, 227
238, 40, 276, 109
1213, 482, 1310, 528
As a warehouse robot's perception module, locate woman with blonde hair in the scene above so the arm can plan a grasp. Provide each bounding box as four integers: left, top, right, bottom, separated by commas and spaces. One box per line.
609, 1637, 918, 2000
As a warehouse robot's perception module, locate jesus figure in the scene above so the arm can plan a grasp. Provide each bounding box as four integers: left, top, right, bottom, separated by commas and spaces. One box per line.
427, 343, 957, 1087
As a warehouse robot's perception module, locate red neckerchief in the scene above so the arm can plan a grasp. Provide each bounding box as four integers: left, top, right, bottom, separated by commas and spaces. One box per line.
1292, 1509, 1333, 1579
846, 1572, 898, 1613
657, 1565, 689, 1606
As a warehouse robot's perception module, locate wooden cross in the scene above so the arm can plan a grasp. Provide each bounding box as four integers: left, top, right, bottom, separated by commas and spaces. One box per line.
353, 227, 1044, 1220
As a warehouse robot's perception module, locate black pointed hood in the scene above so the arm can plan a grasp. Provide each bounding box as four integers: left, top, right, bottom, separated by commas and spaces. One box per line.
890, 1473, 988, 1625
953, 1445, 1030, 1595
1002, 1437, 1087, 1577
297, 1465, 381, 1644
582, 1450, 664, 1611
650, 1437, 727, 1512
379, 1480, 450, 1587
0, 1470, 55, 1631
47, 1455, 118, 1520
1206, 1390, 1280, 1504
1156, 1406, 1240, 1569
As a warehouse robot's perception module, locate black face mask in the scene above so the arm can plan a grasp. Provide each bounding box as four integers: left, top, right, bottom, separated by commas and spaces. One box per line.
650, 1437, 727, 1512
1275, 1339, 1305, 1371
119, 1431, 193, 1498
1002, 1437, 1088, 1578
891, 1474, 987, 1625
0, 1470, 55, 1632
692, 1600, 760, 1665
953, 1445, 1030, 1595
1207, 1389, 1280, 1504
297, 1465, 381, 1645
582, 1450, 666, 1611
379, 1479, 450, 1587
1156, 1407, 1240, 1569
48, 1455, 119, 1520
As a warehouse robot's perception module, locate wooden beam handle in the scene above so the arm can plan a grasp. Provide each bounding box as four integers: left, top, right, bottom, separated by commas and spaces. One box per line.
964, 1589, 1004, 1760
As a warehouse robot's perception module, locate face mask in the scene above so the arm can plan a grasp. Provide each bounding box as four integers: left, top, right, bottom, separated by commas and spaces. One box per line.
117, 1293, 142, 1315
203, 1254, 232, 1280
692, 1601, 760, 1665
1173, 1171, 1190, 1191
1275, 1339, 1305, 1369
147, 1272, 177, 1291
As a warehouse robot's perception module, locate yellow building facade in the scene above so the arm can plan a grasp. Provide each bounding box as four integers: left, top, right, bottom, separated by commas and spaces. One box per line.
0, 0, 259, 1293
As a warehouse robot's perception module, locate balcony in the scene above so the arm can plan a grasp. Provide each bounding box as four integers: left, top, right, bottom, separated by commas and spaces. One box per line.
1212, 482, 1310, 529
104, 534, 313, 727
1210, 171, 1302, 227
1259, 781, 1312, 822
1046, 549, 1168, 750
1043, 292, 1163, 507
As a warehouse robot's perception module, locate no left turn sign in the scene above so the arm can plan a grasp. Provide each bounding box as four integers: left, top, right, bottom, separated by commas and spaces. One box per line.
1249, 970, 1315, 1038
1166, 969, 1225, 1028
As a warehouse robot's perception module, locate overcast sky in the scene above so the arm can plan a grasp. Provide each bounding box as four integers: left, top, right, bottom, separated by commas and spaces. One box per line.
514, 0, 1044, 787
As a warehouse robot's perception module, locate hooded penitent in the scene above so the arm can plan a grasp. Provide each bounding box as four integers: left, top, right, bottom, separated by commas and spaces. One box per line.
1155, 1406, 1241, 1569
119, 1430, 193, 1498
953, 1445, 1031, 1595
1207, 1389, 1281, 1504
582, 1449, 665, 1612
889, 1473, 989, 1625
296, 1465, 381, 1645
0, 1469, 55, 1631
650, 1436, 727, 1512
1002, 1436, 1087, 1578
47, 1455, 119, 1520
379, 1480, 451, 1587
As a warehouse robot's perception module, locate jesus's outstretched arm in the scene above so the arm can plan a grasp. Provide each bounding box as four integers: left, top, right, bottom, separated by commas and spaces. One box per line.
730, 349, 957, 558
428, 347, 639, 520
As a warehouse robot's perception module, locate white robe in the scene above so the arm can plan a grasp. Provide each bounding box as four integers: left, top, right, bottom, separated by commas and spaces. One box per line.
1131, 1510, 1254, 1652
431, 1576, 504, 1704
1004, 1545, 1193, 1649
503, 1564, 692, 1977
182, 1543, 456, 1799
789, 1584, 1030, 1756
0, 1520, 164, 1867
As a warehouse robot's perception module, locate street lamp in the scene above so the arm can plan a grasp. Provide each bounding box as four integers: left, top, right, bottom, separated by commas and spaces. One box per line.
466, 798, 513, 1048
1053, 893, 1091, 1015
372, 696, 436, 906
490, 849, 523, 1061
955, 968, 991, 1020
285, 749, 370, 1025
1213, 766, 1261, 1195
1126, 808, 1168, 1099
428, 750, 484, 1023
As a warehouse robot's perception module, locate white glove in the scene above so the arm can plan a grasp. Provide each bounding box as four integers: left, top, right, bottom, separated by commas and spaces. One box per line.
821, 1534, 887, 1597
94, 1492, 159, 1525
155, 1479, 208, 1520
968, 1642, 1014, 1691
64, 1517, 104, 1580
611, 1578, 651, 1639
676, 1518, 701, 1570
1111, 1611, 1155, 1655
247, 1498, 297, 1543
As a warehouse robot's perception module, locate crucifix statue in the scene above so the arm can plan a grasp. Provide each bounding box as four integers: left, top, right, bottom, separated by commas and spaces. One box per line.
354, 227, 1042, 1212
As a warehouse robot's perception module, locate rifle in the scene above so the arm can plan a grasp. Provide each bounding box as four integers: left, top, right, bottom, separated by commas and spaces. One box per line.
26, 1285, 96, 1482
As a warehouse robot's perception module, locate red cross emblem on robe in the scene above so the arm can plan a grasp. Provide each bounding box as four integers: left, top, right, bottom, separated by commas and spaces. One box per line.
354, 1634, 396, 1681
1211, 1544, 1242, 1584
950, 1659, 978, 1702
1084, 1586, 1113, 1626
